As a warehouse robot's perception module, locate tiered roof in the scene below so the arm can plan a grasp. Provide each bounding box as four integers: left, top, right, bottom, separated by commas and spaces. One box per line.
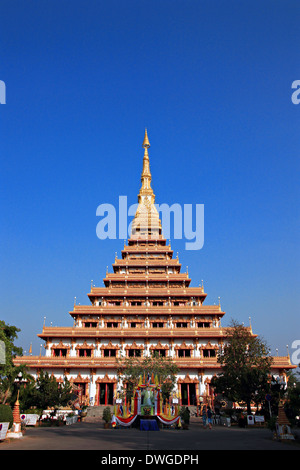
14, 130, 295, 376
86, 130, 212, 310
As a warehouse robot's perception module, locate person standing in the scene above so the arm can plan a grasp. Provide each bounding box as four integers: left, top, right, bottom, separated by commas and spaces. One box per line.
185, 407, 190, 423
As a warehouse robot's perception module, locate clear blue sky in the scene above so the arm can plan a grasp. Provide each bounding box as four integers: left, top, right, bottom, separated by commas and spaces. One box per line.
1, 1, 299, 362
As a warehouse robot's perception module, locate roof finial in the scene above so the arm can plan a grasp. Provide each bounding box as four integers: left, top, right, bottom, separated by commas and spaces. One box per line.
131, 129, 161, 238
139, 128, 153, 193
142, 128, 150, 148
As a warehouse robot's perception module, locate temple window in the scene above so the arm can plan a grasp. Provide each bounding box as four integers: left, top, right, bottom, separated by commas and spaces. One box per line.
152, 349, 166, 357
203, 349, 216, 358
197, 322, 210, 328
152, 322, 164, 328
103, 349, 116, 357
78, 349, 92, 357
53, 349, 67, 357
157, 349, 166, 357
178, 349, 191, 358
128, 349, 142, 358
176, 322, 188, 328
107, 322, 119, 328
83, 322, 98, 328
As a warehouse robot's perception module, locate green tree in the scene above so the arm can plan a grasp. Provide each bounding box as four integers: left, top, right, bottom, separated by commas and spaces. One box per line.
211, 320, 273, 414
23, 371, 73, 416
0, 320, 24, 404
284, 370, 300, 424
116, 354, 179, 401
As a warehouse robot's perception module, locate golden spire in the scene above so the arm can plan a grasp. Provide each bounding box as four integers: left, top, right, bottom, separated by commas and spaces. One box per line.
139, 128, 154, 200
141, 128, 152, 182
142, 128, 150, 148
130, 129, 162, 239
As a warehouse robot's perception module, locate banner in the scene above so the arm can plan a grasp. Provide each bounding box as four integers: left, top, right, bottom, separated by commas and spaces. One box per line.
156, 415, 180, 426
112, 414, 138, 427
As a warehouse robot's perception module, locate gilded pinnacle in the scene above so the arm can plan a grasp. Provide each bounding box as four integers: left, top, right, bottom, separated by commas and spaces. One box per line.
131, 129, 161, 238
142, 128, 150, 148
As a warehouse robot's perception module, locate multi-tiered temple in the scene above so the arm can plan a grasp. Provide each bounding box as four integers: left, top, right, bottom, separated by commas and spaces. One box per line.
15, 130, 294, 408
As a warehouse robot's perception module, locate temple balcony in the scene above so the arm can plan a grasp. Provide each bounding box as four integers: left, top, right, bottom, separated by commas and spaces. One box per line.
122, 240, 171, 249
13, 355, 222, 370
88, 286, 207, 298
13, 355, 121, 369
112, 259, 180, 266
104, 273, 189, 280
70, 304, 223, 316
13, 354, 293, 372
38, 325, 229, 339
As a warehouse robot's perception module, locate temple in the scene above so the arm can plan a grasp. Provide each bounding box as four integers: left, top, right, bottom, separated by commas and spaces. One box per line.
14, 130, 295, 409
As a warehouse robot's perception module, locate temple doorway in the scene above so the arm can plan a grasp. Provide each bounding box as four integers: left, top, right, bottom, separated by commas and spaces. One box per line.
181, 383, 196, 406
98, 383, 114, 405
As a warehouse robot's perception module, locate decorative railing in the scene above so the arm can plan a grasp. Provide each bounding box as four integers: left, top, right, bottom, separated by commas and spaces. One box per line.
14, 355, 221, 369
39, 326, 228, 338
89, 287, 206, 295
70, 305, 221, 314
14, 354, 292, 370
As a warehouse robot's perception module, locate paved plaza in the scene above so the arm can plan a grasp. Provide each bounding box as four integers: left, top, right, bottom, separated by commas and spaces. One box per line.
1, 418, 299, 452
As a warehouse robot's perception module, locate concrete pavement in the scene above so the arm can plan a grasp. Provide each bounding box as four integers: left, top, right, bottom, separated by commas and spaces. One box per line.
1, 418, 299, 452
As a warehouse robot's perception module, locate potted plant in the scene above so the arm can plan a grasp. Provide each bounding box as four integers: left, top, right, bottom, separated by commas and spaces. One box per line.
102, 407, 112, 429
180, 407, 190, 430
80, 406, 87, 421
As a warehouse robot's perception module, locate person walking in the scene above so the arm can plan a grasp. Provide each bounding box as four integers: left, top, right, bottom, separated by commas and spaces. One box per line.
207, 406, 213, 429
202, 406, 207, 429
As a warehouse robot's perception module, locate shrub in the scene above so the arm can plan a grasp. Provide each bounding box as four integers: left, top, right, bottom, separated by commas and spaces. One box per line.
180, 407, 190, 424
267, 416, 277, 432
0, 404, 13, 428
102, 407, 112, 423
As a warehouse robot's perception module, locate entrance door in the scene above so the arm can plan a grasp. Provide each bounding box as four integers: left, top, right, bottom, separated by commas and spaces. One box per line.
181, 384, 188, 405
181, 383, 196, 406
99, 383, 114, 405
189, 384, 196, 405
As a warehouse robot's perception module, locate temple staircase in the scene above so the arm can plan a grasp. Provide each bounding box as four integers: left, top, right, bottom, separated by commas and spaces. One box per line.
84, 405, 114, 423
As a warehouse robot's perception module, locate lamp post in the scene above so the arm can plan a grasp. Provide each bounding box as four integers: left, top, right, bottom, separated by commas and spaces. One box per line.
14, 371, 23, 401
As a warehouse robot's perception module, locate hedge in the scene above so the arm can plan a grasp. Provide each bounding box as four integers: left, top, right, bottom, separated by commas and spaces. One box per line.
0, 404, 13, 428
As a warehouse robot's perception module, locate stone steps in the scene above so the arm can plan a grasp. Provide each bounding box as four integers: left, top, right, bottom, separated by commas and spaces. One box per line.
84, 405, 114, 422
